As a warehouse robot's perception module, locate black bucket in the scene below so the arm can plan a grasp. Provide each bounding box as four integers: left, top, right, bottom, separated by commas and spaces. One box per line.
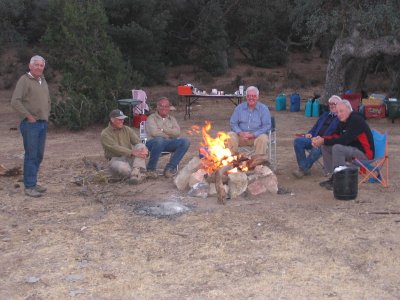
333, 166, 358, 200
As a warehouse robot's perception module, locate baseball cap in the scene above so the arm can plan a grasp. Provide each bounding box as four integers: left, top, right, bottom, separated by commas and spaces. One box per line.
109, 109, 127, 119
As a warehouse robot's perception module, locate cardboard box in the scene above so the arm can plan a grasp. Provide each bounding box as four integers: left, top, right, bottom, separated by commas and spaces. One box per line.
177, 85, 192, 95
364, 105, 386, 119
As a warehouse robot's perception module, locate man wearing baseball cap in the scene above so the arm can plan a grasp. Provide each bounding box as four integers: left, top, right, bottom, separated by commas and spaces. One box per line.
100, 109, 150, 183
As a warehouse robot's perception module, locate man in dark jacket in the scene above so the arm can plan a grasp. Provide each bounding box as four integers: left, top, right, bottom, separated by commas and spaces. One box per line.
292, 95, 341, 178
312, 100, 374, 190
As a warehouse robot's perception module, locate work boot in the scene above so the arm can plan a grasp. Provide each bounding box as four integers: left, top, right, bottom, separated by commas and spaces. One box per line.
35, 184, 47, 193
164, 168, 177, 178
319, 177, 333, 190
25, 188, 42, 198
292, 169, 311, 179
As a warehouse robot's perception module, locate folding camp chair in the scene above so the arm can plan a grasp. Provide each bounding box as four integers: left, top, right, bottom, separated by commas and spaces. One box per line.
354, 129, 389, 187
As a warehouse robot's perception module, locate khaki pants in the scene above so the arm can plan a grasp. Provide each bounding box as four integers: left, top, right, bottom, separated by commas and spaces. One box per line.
227, 132, 268, 155
109, 143, 147, 178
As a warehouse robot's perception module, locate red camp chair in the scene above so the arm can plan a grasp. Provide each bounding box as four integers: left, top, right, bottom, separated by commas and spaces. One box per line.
354, 129, 389, 187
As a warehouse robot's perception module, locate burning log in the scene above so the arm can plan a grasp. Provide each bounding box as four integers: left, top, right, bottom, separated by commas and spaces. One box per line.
247, 154, 271, 170
215, 169, 226, 204
205, 164, 232, 184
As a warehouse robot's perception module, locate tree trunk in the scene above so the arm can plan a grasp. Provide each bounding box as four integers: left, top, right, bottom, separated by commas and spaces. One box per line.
323, 36, 400, 103
344, 58, 371, 92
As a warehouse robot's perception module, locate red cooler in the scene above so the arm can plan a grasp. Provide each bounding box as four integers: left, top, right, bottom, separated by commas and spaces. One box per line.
133, 114, 147, 128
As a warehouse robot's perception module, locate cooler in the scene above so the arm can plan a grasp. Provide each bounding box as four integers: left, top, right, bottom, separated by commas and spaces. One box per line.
364, 105, 386, 119
133, 114, 147, 128
177, 85, 192, 95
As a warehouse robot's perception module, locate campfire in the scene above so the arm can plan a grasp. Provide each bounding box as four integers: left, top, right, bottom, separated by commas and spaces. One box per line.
176, 122, 278, 204
198, 121, 249, 174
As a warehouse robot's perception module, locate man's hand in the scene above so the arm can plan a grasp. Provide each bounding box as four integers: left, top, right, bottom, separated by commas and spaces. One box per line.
311, 136, 324, 148
131, 147, 149, 159
26, 114, 37, 123
238, 131, 254, 142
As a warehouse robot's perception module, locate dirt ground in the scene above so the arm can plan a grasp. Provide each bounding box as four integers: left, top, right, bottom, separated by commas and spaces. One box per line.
1, 61, 400, 299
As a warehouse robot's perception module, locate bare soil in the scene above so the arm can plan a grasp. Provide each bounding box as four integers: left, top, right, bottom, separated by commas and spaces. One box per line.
1, 55, 400, 299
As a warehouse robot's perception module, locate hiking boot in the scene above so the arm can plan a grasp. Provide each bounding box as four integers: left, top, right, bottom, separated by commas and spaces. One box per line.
292, 169, 311, 179
25, 188, 42, 198
35, 184, 47, 193
164, 168, 177, 178
145, 170, 159, 179
319, 177, 333, 190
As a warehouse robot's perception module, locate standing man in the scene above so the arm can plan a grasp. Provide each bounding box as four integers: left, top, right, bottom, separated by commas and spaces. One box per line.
145, 97, 190, 178
292, 95, 341, 178
101, 109, 150, 184
11, 55, 51, 198
227, 86, 271, 155
312, 100, 374, 190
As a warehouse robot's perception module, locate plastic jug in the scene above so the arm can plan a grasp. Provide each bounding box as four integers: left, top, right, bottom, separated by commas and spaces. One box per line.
304, 99, 313, 117
290, 92, 300, 112
275, 94, 287, 111
312, 98, 320, 117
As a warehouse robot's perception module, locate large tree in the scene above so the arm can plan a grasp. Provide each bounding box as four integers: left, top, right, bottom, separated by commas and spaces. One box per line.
291, 0, 400, 101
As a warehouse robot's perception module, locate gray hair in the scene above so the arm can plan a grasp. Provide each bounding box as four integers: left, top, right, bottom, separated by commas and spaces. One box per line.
339, 99, 353, 112
30, 55, 45, 65
246, 86, 259, 96
328, 95, 342, 104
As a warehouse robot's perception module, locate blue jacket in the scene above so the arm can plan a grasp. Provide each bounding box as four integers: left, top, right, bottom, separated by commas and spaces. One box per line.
308, 112, 339, 137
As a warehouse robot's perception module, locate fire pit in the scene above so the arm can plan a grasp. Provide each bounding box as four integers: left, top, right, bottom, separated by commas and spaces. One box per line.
175, 122, 278, 204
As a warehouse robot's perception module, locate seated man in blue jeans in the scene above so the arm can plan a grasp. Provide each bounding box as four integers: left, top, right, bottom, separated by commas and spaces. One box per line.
292, 95, 341, 178
145, 97, 190, 178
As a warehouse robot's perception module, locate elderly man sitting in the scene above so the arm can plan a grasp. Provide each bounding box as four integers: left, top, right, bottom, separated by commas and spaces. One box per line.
145, 97, 190, 178
292, 95, 341, 178
101, 109, 149, 184
227, 86, 271, 156
312, 100, 375, 190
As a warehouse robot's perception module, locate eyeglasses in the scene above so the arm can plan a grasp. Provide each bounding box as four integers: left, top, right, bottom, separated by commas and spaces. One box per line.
329, 103, 337, 106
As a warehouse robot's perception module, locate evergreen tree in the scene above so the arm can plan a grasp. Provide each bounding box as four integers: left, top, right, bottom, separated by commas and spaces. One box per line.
40, 0, 142, 129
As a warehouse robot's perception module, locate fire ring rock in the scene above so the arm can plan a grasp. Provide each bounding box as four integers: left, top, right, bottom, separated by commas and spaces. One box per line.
228, 172, 248, 198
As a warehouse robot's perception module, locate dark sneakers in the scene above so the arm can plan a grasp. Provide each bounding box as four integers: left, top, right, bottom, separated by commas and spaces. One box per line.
319, 177, 333, 190
292, 169, 311, 179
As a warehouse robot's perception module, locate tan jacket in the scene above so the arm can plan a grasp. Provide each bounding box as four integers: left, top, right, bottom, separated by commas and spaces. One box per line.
101, 124, 141, 160
11, 73, 51, 121
146, 111, 180, 139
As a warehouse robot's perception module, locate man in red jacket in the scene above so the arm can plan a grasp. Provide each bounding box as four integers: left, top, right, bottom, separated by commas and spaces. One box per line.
312, 100, 374, 190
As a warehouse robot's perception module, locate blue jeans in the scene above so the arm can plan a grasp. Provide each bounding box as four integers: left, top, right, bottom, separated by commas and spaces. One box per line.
293, 137, 321, 171
20, 120, 48, 188
146, 137, 190, 171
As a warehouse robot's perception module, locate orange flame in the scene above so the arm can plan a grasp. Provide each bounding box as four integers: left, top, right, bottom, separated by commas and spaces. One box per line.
194, 121, 250, 174
200, 121, 236, 173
